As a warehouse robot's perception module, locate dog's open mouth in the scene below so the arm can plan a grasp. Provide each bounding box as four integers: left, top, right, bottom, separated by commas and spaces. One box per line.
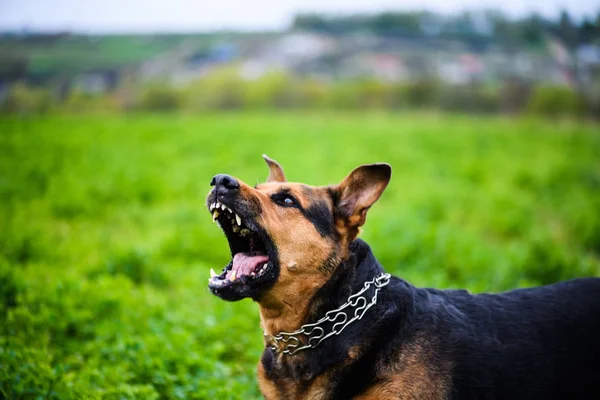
207, 201, 278, 301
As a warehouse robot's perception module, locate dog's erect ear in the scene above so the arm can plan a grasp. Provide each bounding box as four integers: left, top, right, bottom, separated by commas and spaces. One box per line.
335, 163, 391, 228
263, 154, 287, 183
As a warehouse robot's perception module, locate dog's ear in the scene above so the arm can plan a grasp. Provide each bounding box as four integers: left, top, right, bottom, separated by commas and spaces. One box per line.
262, 154, 287, 183
335, 163, 391, 228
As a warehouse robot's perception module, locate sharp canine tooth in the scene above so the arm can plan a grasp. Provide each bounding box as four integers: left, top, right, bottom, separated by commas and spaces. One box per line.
216, 202, 221, 209
227, 207, 232, 213
235, 214, 242, 226
230, 270, 237, 281
212, 210, 220, 221
210, 268, 217, 278
221, 204, 226, 210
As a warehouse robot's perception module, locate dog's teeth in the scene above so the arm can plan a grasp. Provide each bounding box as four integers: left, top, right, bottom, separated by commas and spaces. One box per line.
235, 214, 242, 226
210, 268, 217, 278
220, 204, 226, 210
232, 225, 240, 233
229, 270, 237, 281
212, 210, 220, 221
226, 206, 232, 213
209, 204, 214, 211
215, 202, 221, 209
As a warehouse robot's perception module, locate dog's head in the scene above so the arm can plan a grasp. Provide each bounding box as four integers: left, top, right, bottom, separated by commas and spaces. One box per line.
206, 155, 391, 303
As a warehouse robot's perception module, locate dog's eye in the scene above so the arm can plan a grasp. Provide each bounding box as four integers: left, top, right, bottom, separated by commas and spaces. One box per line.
273, 195, 297, 207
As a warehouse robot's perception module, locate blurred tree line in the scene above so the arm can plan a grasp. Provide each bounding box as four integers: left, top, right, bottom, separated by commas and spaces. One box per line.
1, 68, 594, 118
292, 10, 600, 49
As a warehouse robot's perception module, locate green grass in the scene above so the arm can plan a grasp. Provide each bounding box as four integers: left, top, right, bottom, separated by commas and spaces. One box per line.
1, 112, 599, 399
1, 35, 178, 76
0, 33, 274, 77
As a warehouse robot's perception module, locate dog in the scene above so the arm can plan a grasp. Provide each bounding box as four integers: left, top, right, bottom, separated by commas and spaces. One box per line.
206, 155, 600, 400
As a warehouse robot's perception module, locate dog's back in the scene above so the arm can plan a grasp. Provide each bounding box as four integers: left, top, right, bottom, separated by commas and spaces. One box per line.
423, 278, 600, 399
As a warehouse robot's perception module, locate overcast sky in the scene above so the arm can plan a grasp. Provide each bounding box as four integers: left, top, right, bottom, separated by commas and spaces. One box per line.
0, 0, 598, 33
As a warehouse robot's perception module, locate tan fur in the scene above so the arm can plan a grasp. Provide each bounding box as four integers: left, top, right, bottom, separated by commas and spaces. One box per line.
258, 355, 351, 400
303, 373, 334, 400
263, 154, 287, 183
355, 335, 453, 400
257, 361, 281, 400
257, 359, 328, 400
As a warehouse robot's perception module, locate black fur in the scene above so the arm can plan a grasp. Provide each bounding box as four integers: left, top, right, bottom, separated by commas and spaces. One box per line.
262, 239, 600, 399
299, 185, 336, 238
302, 199, 335, 238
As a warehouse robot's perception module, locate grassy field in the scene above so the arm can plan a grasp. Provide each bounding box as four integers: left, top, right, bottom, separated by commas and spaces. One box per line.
1, 112, 599, 399
0, 34, 233, 76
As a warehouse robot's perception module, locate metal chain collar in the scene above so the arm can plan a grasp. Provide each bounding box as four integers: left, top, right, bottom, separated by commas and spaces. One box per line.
264, 272, 392, 355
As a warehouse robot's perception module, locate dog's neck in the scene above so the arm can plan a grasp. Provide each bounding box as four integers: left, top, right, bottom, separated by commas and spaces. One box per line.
258, 292, 315, 337
258, 239, 384, 344
257, 239, 409, 389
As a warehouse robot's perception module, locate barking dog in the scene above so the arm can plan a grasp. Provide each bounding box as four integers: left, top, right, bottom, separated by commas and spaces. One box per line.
206, 155, 600, 400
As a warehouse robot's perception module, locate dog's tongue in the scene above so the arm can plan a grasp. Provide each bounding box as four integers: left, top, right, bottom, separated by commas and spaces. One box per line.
227, 252, 269, 280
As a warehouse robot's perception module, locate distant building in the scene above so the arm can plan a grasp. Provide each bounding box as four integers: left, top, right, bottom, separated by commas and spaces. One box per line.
140, 42, 239, 85
71, 70, 120, 94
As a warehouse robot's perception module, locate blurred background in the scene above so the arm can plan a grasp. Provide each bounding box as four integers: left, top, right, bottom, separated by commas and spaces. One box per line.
1, 1, 600, 114
1, 1, 599, 399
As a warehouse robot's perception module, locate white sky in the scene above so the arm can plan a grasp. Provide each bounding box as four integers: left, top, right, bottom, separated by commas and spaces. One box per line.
0, 0, 598, 33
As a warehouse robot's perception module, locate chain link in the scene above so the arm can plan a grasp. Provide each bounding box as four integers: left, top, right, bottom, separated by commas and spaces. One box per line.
265, 272, 391, 355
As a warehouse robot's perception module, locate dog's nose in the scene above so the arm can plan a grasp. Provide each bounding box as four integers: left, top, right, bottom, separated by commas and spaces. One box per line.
210, 174, 240, 195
